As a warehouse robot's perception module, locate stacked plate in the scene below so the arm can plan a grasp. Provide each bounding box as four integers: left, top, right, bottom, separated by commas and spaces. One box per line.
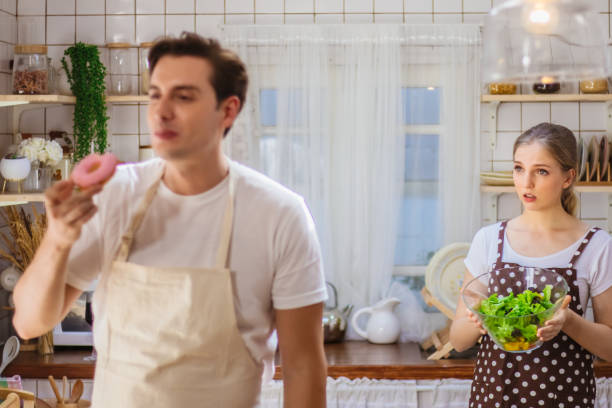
578, 135, 611, 183
480, 170, 513, 186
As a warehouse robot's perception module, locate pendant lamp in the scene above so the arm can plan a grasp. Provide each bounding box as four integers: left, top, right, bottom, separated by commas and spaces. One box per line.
482, 0, 611, 83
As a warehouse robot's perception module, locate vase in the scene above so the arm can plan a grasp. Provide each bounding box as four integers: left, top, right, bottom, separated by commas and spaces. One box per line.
25, 162, 53, 192
0, 156, 31, 193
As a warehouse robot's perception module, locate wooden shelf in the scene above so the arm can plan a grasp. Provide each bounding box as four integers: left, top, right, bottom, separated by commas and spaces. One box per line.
481, 94, 612, 103
0, 193, 44, 203
0, 94, 149, 107
481, 185, 612, 193
6, 342, 612, 380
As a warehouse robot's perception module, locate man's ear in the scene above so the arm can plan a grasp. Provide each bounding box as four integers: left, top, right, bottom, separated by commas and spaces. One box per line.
220, 95, 241, 133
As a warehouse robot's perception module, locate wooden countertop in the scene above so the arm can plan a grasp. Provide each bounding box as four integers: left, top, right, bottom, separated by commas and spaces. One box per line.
4, 341, 612, 380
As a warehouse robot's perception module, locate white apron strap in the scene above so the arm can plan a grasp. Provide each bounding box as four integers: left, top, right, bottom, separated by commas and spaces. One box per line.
115, 169, 164, 262
115, 162, 236, 266
215, 168, 236, 269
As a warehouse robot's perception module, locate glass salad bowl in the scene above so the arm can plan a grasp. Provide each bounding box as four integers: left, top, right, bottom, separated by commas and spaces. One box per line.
462, 267, 569, 353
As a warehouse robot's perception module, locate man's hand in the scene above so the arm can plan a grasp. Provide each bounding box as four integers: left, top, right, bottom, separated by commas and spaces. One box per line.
44, 180, 103, 250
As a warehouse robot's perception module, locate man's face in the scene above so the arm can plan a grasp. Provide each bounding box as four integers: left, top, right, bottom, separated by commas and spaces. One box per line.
147, 55, 230, 162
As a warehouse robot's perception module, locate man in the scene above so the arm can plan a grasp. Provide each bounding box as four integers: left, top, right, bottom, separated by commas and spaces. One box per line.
13, 33, 328, 407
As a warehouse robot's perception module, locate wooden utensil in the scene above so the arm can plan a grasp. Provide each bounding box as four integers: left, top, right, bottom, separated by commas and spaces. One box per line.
69, 379, 83, 403
48, 375, 62, 403
62, 376, 68, 404
34, 397, 53, 408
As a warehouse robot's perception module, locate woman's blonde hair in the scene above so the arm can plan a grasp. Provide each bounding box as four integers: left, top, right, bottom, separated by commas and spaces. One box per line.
513, 122, 578, 216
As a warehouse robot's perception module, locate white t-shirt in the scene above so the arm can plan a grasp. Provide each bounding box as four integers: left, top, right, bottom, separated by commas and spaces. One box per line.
464, 222, 612, 312
66, 158, 328, 382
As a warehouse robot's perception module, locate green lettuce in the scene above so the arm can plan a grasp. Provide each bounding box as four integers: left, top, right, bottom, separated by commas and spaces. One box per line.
478, 285, 555, 345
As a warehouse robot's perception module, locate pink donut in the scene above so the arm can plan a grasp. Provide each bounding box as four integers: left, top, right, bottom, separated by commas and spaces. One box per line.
71, 153, 119, 188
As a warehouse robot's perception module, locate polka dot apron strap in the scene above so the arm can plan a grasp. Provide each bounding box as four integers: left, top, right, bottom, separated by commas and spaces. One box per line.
567, 227, 600, 267
493, 221, 509, 269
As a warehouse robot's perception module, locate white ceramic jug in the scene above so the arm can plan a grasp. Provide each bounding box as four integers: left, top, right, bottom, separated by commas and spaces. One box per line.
351, 297, 401, 344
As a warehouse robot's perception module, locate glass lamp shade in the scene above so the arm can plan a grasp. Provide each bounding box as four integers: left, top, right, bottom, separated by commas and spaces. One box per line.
482, 0, 611, 83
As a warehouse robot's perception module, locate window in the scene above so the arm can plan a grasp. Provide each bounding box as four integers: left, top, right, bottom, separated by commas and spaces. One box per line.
393, 86, 443, 276
257, 79, 445, 277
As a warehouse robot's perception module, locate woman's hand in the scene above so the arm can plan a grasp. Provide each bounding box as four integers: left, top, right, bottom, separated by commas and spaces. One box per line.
537, 295, 572, 342
466, 309, 487, 335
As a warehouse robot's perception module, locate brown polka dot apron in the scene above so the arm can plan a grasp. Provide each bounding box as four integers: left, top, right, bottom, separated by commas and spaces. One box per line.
469, 221, 597, 408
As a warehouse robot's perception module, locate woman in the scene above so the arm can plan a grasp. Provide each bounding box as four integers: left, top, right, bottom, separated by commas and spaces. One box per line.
450, 122, 612, 407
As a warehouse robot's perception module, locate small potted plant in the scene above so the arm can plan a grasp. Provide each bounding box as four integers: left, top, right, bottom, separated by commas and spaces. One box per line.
0, 153, 31, 193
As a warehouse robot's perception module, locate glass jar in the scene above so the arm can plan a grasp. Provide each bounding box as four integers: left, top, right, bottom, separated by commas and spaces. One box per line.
488, 83, 517, 95
12, 44, 48, 94
139, 42, 154, 95
580, 78, 609, 94
107, 42, 133, 95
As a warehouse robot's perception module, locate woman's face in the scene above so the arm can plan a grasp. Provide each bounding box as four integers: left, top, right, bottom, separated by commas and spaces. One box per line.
513, 142, 575, 212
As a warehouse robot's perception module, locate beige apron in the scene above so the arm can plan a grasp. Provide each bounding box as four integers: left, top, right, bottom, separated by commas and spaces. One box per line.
91, 166, 262, 408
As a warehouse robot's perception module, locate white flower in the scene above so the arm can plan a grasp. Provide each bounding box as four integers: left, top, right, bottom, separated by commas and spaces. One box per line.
17, 138, 63, 166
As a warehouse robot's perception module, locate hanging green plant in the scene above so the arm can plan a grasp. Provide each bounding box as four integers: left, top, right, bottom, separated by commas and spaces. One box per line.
61, 42, 109, 162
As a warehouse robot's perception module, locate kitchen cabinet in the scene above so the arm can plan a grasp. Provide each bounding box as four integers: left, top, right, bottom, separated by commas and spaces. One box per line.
480, 93, 612, 229
0, 94, 150, 204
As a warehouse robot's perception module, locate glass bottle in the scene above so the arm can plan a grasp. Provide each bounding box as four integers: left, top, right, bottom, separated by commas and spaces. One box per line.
107, 42, 133, 95
139, 42, 154, 95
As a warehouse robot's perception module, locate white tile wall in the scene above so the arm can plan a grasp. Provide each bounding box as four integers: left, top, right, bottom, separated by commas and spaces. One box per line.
167, 0, 195, 14
226, 0, 255, 14
434, 0, 462, 13
46, 16, 75, 44
76, 15, 105, 45
346, 0, 373, 13
136, 14, 165, 43
2, 0, 612, 227
17, 0, 45, 16
17, 15, 45, 44
284, 0, 314, 14
315, 0, 343, 14
76, 0, 104, 14
196, 0, 224, 14
137, 0, 164, 14
47, 0, 75, 15
0, 0, 16, 15
165, 14, 196, 36
405, 0, 432, 13
374, 0, 403, 13
256, 0, 283, 14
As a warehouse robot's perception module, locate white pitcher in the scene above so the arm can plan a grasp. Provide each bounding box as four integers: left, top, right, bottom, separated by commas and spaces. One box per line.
351, 297, 401, 344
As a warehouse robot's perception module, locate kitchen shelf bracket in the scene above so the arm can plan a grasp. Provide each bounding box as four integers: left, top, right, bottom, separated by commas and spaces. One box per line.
608, 194, 612, 234
482, 191, 500, 225
11, 104, 63, 144
487, 101, 500, 151
606, 101, 612, 139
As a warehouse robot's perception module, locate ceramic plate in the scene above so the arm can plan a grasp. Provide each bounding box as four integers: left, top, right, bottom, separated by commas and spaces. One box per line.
480, 171, 513, 178
601, 137, 610, 181
425, 242, 471, 314
588, 135, 600, 182
579, 136, 588, 181
480, 174, 514, 186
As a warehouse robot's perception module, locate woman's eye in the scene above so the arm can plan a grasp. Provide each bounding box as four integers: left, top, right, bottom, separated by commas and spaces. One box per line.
149, 93, 160, 99
513, 166, 522, 172
537, 169, 549, 175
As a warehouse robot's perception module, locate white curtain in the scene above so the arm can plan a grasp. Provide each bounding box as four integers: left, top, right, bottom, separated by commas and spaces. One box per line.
261, 377, 612, 407
221, 25, 481, 331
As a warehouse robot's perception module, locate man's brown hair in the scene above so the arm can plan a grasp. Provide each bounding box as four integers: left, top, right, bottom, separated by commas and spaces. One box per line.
148, 32, 248, 135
